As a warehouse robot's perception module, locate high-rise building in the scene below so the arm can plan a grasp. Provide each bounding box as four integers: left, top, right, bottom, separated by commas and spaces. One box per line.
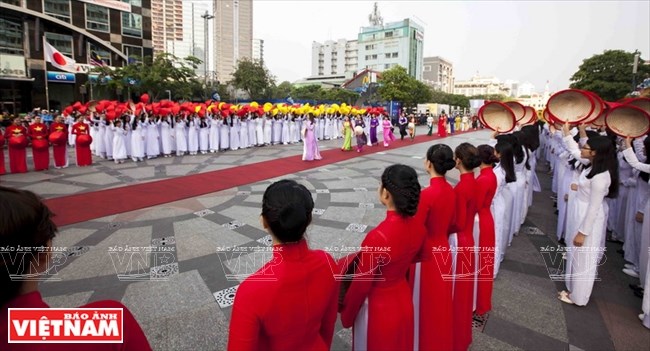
357, 18, 424, 80
151, 0, 183, 56
422, 56, 454, 93
0, 0, 153, 113
311, 39, 358, 76
252, 38, 264, 64
213, 0, 253, 82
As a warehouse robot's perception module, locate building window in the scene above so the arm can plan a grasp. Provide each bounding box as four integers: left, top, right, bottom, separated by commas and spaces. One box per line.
385, 53, 390, 59
371, 54, 377, 59
88, 42, 111, 66
44, 32, 73, 56
384, 64, 390, 69
122, 13, 142, 38
43, 0, 71, 22
123, 45, 143, 63
385, 31, 393, 38
86, 4, 109, 32
424, 65, 431, 72
365, 44, 375, 50
122, 0, 141, 6
0, 17, 23, 55
2, 0, 21, 6
392, 52, 398, 58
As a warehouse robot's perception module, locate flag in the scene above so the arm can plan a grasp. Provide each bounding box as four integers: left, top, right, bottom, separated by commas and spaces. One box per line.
89, 51, 106, 67
43, 40, 76, 73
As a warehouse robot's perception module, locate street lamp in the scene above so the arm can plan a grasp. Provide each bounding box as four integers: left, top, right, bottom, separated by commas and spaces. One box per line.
165, 90, 171, 101
201, 10, 214, 86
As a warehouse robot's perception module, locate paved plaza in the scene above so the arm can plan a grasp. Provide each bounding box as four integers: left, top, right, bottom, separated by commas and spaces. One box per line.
2, 127, 648, 350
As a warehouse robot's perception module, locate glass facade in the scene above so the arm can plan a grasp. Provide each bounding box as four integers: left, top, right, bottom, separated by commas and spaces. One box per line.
86, 3, 109, 32
43, 0, 70, 22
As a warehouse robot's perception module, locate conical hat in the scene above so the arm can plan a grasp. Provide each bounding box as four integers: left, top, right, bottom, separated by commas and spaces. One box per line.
547, 89, 595, 124
605, 104, 650, 138
624, 97, 650, 115
478, 101, 516, 133
520, 106, 537, 126
581, 91, 605, 124
504, 101, 526, 122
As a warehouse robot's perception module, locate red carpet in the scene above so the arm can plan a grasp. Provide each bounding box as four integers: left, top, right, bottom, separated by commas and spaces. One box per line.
45, 130, 476, 226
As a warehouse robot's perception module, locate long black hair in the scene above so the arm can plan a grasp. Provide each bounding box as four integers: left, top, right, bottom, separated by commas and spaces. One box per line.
380, 164, 421, 217
261, 180, 314, 243
425, 144, 455, 175
513, 131, 530, 170
497, 134, 524, 166
586, 136, 619, 198
495, 141, 516, 183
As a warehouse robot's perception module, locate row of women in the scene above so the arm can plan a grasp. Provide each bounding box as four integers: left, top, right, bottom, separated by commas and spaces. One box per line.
543, 122, 649, 328
228, 129, 541, 350
0, 115, 89, 174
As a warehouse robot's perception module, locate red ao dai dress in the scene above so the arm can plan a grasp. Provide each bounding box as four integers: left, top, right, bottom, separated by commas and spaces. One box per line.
341, 211, 426, 351
412, 177, 456, 350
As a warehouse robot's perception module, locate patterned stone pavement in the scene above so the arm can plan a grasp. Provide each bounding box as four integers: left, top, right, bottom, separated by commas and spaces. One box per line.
3, 127, 648, 350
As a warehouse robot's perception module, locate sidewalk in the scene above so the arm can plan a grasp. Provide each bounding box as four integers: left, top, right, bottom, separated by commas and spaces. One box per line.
9, 128, 648, 350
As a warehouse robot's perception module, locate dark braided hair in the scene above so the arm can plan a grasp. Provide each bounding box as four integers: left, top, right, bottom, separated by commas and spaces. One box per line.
380, 164, 421, 217
0, 186, 58, 306
261, 180, 314, 243
426, 144, 455, 175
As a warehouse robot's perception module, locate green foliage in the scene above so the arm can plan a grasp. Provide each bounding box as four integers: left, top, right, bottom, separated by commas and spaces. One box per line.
429, 90, 470, 108
231, 58, 276, 100
272, 81, 293, 100
569, 50, 650, 101
91, 53, 203, 101
468, 94, 508, 102
377, 65, 433, 107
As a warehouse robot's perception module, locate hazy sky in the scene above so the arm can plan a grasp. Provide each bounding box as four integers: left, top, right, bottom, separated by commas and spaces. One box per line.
253, 0, 650, 92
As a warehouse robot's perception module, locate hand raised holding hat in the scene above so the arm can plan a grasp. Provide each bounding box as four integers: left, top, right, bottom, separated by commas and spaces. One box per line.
624, 136, 633, 150
573, 232, 586, 247
562, 122, 571, 136
578, 123, 588, 138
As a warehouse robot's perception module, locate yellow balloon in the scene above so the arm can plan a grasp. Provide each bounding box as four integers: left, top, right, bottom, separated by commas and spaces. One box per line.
263, 102, 273, 112
250, 101, 259, 108
272, 109, 279, 116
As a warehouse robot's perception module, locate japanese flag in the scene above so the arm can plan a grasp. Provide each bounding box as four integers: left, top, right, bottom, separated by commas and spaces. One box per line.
44, 40, 76, 73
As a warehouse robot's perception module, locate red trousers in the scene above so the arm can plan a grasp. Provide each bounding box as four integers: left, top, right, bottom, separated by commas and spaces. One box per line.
75, 144, 92, 166
476, 208, 495, 315
32, 148, 50, 171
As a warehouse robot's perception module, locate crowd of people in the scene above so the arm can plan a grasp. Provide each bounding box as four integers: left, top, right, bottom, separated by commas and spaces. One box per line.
543, 122, 649, 322
0, 107, 452, 173
2, 110, 649, 350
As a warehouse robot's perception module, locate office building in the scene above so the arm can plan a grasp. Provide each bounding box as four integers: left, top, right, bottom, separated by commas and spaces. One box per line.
0, 0, 153, 113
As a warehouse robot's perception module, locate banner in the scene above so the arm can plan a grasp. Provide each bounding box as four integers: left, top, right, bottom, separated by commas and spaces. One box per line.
0, 54, 27, 78
78, 0, 131, 12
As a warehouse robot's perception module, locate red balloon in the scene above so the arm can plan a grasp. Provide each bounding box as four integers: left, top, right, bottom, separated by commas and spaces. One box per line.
140, 93, 150, 104
106, 111, 116, 120
48, 131, 66, 146
171, 105, 181, 114
32, 139, 49, 150
9, 135, 28, 149
76, 134, 93, 147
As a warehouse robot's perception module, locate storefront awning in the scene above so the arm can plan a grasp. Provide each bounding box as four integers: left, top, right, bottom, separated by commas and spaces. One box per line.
0, 77, 35, 81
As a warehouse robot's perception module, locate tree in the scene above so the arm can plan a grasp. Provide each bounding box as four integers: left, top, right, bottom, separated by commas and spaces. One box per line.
92, 53, 203, 101
323, 88, 360, 105
569, 50, 650, 101
231, 58, 276, 100
377, 66, 413, 105
272, 81, 293, 100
